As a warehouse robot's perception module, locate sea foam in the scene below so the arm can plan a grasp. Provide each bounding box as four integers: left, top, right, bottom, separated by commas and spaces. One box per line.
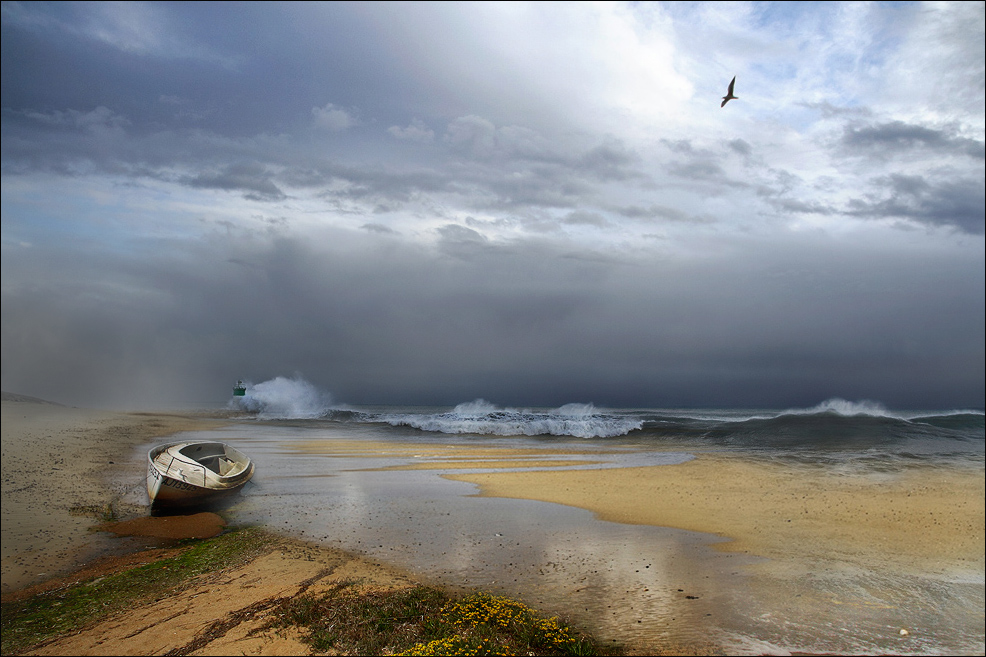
376, 399, 642, 438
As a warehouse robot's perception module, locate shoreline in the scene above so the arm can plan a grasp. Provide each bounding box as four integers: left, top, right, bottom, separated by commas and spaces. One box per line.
3, 396, 983, 655
3, 398, 704, 655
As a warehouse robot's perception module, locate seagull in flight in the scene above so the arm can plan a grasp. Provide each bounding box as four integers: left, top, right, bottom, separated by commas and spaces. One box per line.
721, 76, 738, 107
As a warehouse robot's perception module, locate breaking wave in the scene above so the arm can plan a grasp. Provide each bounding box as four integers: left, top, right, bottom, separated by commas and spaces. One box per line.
375, 399, 643, 439
791, 398, 894, 417
226, 381, 982, 451
228, 376, 332, 419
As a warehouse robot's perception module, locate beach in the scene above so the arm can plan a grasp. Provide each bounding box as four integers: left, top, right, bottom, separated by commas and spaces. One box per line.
449, 454, 984, 573
2, 397, 440, 657
1, 395, 233, 593
2, 395, 984, 655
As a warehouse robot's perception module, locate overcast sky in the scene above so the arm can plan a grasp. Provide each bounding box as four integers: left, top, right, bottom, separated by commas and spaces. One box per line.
2, 1, 984, 410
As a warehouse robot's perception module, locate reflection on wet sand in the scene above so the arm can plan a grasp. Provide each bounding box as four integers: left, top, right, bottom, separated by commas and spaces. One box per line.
221, 426, 984, 655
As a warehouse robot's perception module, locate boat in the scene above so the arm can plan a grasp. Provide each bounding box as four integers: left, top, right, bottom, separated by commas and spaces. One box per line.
147, 441, 255, 509
233, 380, 246, 396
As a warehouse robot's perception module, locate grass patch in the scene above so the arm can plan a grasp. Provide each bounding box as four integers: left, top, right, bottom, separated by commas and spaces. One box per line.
265, 585, 613, 656
4, 527, 620, 656
0, 526, 274, 655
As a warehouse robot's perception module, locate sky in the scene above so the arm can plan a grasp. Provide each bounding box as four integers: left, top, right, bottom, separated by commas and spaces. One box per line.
2, 1, 984, 410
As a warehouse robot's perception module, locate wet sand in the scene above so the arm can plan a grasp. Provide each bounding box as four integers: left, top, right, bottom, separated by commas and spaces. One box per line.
447, 455, 985, 575
284, 433, 984, 573
231, 430, 985, 653
0, 397, 453, 656
3, 395, 983, 655
1, 396, 234, 593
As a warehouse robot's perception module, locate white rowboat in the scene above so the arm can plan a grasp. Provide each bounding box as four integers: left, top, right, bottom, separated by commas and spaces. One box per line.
147, 441, 254, 509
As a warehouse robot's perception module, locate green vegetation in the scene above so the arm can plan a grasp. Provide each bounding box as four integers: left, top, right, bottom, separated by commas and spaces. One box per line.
267, 586, 607, 656
3, 526, 614, 656
1, 526, 275, 655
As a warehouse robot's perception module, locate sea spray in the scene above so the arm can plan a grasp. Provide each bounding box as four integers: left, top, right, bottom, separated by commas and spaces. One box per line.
229, 376, 332, 419
796, 397, 893, 417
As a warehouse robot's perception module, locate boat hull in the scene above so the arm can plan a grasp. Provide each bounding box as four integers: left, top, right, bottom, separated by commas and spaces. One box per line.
147, 441, 254, 509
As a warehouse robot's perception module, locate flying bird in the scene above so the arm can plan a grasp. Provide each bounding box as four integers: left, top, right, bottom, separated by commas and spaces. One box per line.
721, 76, 737, 107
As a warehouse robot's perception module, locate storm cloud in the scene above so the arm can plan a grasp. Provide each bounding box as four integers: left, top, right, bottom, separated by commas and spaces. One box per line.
2, 2, 983, 410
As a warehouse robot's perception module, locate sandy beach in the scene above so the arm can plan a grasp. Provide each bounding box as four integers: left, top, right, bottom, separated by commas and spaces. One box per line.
2, 394, 983, 655
1, 395, 233, 593
448, 455, 985, 574
2, 396, 436, 657
280, 433, 983, 575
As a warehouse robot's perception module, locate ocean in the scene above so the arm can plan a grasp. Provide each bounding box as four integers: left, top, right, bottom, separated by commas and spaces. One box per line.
138, 378, 984, 655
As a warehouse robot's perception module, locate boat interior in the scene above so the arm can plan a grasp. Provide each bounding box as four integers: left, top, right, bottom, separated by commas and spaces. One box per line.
176, 443, 244, 476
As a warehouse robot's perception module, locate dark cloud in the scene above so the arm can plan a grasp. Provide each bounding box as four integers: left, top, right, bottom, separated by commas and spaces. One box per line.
562, 211, 609, 228
614, 204, 712, 224
436, 224, 490, 258
727, 139, 753, 157
2, 2, 983, 411
769, 198, 837, 216
846, 174, 986, 234
660, 138, 746, 190
575, 141, 643, 182
842, 121, 986, 160
2, 226, 982, 409
184, 163, 285, 200
2, 95, 645, 219
668, 159, 729, 183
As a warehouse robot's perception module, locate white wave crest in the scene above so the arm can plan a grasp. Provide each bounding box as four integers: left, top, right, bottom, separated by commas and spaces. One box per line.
228, 376, 331, 419
380, 399, 641, 439
789, 398, 893, 418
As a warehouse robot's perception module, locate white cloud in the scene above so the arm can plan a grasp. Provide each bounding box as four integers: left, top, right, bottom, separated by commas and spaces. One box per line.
312, 103, 357, 131
388, 119, 435, 142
